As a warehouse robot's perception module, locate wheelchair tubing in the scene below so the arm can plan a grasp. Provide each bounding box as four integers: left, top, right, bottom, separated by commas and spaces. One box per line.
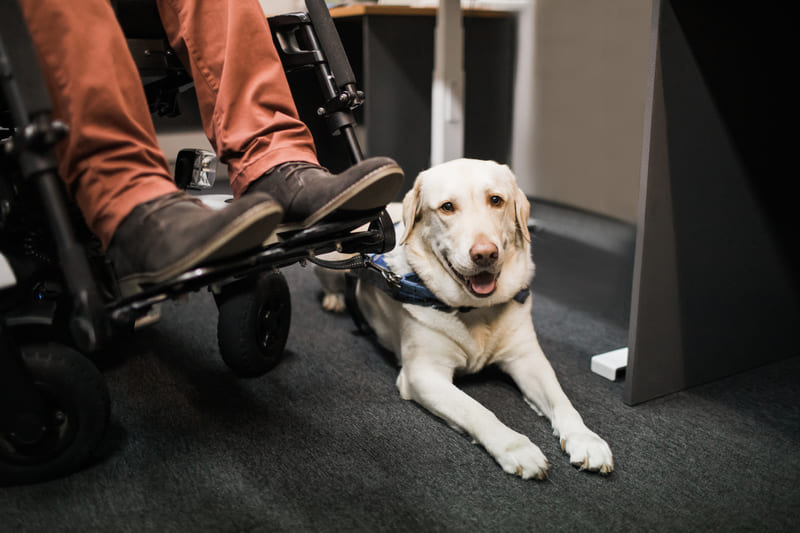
304, 0, 356, 88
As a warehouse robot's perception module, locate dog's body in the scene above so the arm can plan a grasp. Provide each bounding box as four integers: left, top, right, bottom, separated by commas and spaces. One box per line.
317, 159, 613, 479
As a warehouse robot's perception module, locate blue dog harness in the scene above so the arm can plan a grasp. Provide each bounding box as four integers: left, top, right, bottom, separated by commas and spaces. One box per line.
367, 253, 479, 312
336, 252, 531, 336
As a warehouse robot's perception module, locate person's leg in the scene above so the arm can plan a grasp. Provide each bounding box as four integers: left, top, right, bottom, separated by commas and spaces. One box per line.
155, 0, 318, 195
20, 0, 177, 248
20, 0, 283, 296
157, 0, 404, 228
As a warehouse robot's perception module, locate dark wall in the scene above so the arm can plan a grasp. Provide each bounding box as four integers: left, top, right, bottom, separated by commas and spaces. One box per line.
625, 0, 799, 404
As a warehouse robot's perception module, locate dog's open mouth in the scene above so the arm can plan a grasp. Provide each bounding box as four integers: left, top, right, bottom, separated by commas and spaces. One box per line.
466, 272, 498, 296
448, 261, 498, 297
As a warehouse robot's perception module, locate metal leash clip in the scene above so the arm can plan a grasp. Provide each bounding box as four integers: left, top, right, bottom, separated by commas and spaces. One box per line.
361, 254, 403, 295
308, 253, 403, 299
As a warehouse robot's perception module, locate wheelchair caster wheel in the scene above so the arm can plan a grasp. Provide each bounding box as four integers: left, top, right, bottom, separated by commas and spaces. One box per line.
0, 343, 110, 486
215, 271, 291, 378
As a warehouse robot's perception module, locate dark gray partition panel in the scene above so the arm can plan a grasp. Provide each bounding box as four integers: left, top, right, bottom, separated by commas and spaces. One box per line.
344, 11, 516, 192
625, 0, 799, 404
285, 8, 516, 195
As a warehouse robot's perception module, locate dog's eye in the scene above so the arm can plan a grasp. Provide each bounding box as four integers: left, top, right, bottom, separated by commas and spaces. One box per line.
440, 201, 456, 213
489, 195, 505, 207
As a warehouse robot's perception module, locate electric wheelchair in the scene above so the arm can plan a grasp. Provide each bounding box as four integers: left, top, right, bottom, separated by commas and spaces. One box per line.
0, 0, 396, 485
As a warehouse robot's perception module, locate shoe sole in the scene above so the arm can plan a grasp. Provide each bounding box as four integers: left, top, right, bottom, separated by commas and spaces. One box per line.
278, 162, 404, 231
117, 202, 284, 298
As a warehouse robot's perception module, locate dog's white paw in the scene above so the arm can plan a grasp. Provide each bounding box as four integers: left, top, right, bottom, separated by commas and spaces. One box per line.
321, 292, 346, 313
560, 431, 614, 475
490, 434, 549, 480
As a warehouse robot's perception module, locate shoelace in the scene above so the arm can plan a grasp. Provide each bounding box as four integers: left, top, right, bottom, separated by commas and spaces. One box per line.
137, 191, 205, 223
271, 161, 328, 183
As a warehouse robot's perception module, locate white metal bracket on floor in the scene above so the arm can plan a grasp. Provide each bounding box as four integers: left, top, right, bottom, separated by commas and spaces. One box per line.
591, 347, 628, 381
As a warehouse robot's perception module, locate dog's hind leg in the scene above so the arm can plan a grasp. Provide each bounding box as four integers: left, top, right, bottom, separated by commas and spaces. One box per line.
312, 252, 351, 313
315, 267, 347, 312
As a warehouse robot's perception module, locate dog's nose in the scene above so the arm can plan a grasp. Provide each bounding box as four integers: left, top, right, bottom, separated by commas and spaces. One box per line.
470, 241, 498, 266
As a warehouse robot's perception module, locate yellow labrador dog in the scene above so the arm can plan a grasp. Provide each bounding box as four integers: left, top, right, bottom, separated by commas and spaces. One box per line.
317, 158, 613, 479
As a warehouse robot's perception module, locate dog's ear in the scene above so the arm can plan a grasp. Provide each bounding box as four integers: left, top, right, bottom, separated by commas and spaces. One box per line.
399, 178, 422, 244
500, 164, 531, 243
514, 185, 531, 243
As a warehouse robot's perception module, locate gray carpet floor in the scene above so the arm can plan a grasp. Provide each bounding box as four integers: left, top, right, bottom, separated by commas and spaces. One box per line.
1, 203, 798, 532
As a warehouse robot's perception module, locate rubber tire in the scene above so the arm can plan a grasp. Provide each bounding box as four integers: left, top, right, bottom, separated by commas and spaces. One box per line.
216, 271, 291, 378
0, 343, 110, 486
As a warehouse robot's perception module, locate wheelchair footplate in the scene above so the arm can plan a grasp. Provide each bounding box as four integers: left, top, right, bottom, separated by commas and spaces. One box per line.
108, 207, 393, 378
108, 208, 394, 327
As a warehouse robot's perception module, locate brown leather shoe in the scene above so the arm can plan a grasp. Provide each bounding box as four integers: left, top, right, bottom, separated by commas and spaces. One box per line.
245, 157, 404, 229
107, 191, 282, 297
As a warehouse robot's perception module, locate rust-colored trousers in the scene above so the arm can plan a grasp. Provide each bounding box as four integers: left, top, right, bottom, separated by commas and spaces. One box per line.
20, 0, 318, 247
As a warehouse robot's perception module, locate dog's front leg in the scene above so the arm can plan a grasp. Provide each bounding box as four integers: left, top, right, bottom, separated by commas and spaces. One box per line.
397, 361, 550, 480
499, 343, 614, 475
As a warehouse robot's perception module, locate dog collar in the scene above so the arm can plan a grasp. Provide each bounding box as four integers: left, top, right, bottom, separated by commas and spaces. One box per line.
312, 252, 531, 337
366, 253, 530, 313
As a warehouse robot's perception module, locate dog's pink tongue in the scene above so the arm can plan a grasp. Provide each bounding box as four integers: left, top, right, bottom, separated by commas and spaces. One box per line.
468, 272, 496, 295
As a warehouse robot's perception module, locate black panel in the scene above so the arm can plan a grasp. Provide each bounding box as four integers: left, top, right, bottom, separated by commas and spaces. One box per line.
625, 0, 800, 404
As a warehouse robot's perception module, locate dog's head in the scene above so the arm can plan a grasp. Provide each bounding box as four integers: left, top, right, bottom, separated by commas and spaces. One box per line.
398, 159, 534, 308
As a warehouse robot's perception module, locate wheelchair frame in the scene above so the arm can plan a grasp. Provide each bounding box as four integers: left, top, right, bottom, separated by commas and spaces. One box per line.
0, 0, 394, 485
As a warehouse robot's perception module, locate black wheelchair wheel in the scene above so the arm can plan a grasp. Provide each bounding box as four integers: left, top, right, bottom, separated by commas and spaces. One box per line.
216, 271, 291, 378
0, 343, 110, 486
